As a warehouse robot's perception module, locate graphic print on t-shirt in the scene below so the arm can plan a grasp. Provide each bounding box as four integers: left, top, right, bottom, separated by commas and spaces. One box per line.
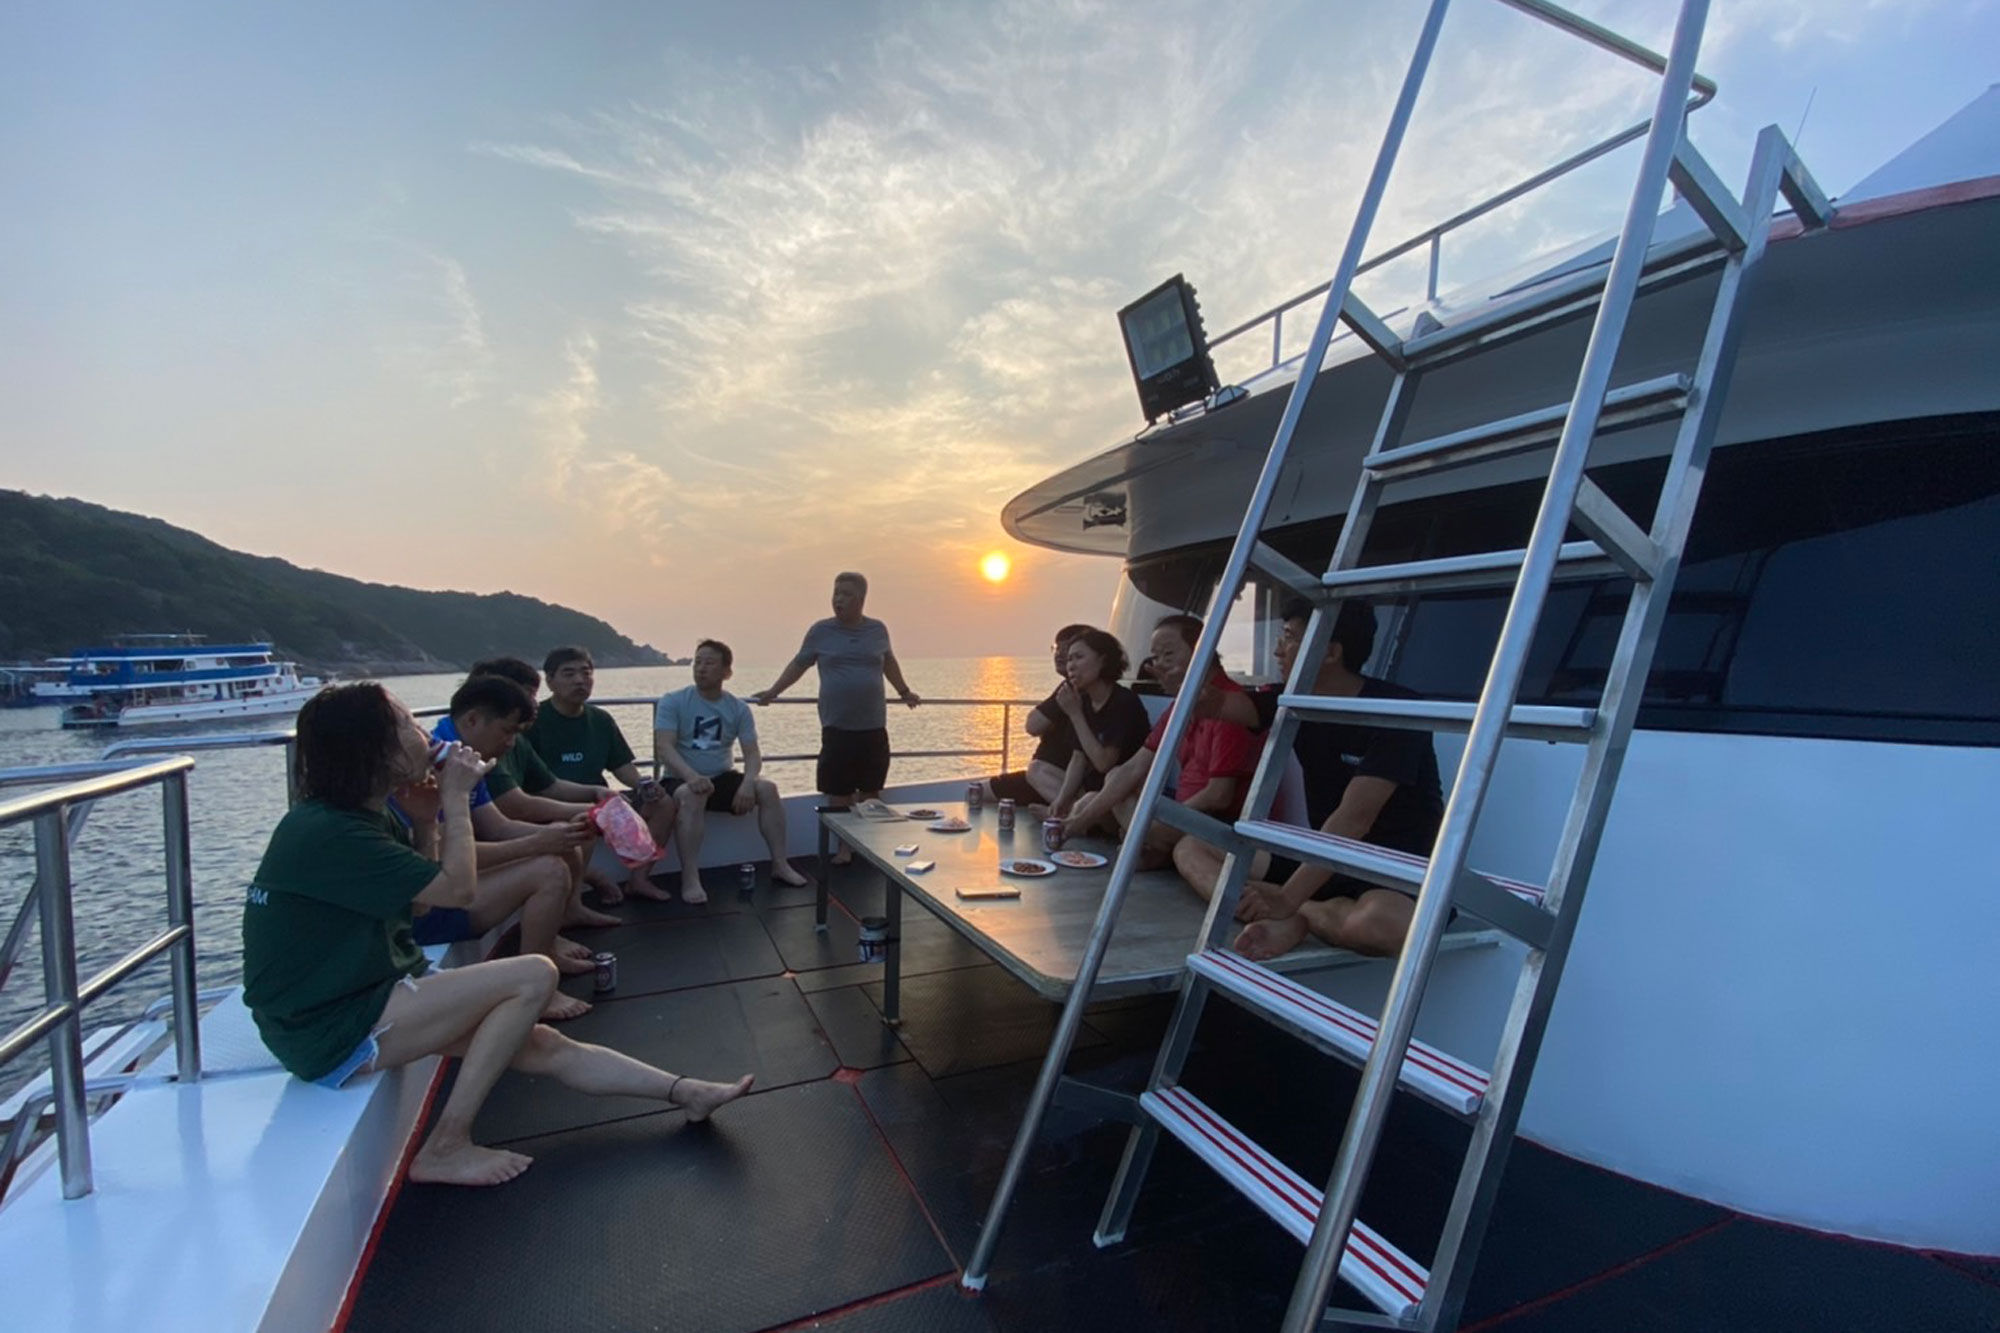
688, 715, 725, 753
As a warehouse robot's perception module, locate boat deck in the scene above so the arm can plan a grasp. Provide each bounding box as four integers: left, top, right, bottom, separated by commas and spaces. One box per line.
343, 860, 1999, 1332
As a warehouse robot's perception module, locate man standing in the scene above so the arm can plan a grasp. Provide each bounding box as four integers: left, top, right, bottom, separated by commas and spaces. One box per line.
751, 572, 919, 863
527, 645, 675, 901
655, 639, 814, 904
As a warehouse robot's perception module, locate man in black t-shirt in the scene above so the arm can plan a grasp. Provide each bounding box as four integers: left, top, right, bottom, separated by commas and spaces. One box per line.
1184, 599, 1445, 961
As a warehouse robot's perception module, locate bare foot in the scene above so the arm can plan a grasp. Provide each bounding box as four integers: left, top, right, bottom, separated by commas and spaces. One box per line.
552, 950, 596, 976
672, 1073, 754, 1122
542, 992, 592, 1021
681, 880, 709, 906
623, 877, 675, 902
555, 936, 593, 960
830, 846, 853, 866
1234, 914, 1310, 962
771, 862, 812, 888
584, 868, 625, 905
567, 903, 622, 929
407, 1140, 533, 1187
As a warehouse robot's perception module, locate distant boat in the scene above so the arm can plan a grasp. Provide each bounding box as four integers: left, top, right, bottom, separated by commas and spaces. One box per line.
39, 634, 323, 729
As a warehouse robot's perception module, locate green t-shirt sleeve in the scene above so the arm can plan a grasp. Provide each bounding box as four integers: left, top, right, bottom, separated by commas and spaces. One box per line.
601, 711, 636, 773
485, 753, 521, 797
258, 805, 440, 918
517, 736, 557, 793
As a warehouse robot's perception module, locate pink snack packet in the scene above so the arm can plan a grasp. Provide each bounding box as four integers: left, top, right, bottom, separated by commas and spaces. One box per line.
591, 794, 663, 867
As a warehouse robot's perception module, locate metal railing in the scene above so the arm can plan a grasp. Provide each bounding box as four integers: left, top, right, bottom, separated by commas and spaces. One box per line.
1207, 0, 1718, 374
0, 757, 203, 1199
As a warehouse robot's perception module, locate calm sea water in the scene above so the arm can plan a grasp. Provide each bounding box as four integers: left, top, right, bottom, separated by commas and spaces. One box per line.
0, 656, 1056, 1098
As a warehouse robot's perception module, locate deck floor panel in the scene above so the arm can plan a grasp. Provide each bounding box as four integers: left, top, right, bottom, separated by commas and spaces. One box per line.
348, 1080, 952, 1333
804, 983, 915, 1070
859, 966, 1106, 1079
553, 911, 787, 1002
1469, 1215, 2000, 1332
475, 974, 837, 1144
764, 897, 993, 977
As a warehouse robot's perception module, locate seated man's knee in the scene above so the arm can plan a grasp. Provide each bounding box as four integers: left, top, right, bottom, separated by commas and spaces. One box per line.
1349, 895, 1413, 955
755, 777, 779, 803
496, 953, 560, 999
533, 854, 569, 893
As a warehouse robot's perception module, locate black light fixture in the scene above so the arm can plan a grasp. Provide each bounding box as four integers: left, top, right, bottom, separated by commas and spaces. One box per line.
1117, 273, 1219, 424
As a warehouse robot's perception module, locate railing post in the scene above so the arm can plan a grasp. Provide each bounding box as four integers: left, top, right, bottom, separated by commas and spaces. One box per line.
283, 737, 300, 807
162, 771, 202, 1083
33, 807, 92, 1199
1000, 704, 1012, 775
1428, 232, 1443, 300
1271, 310, 1283, 368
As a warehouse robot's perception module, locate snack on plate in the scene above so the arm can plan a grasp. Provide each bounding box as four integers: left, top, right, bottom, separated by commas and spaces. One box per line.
1053, 850, 1104, 868
905, 808, 941, 819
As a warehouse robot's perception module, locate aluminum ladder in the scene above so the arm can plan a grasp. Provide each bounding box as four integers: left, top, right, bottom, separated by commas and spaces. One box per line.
959, 1, 1831, 1328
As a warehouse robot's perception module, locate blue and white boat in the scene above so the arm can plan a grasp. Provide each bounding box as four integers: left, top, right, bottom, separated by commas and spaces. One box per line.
42, 635, 322, 729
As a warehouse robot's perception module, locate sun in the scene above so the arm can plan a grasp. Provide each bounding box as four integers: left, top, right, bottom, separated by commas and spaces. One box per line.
979, 551, 1012, 584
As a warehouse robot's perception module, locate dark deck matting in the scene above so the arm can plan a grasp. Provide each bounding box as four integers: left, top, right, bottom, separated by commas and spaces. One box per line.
347, 859, 2000, 1333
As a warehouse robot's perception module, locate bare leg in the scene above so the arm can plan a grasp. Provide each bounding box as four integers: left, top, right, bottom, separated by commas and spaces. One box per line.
827, 792, 856, 865
1233, 890, 1414, 961
508, 1025, 754, 1121
675, 786, 709, 905
755, 779, 811, 886
367, 956, 558, 1186
622, 801, 676, 902
1025, 759, 1067, 804
1169, 838, 1273, 906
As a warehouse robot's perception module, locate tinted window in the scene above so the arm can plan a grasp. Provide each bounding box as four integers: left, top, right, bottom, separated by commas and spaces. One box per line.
1150, 413, 2000, 746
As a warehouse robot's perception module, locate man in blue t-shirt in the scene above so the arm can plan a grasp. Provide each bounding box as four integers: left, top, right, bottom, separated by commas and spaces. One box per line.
656, 640, 814, 904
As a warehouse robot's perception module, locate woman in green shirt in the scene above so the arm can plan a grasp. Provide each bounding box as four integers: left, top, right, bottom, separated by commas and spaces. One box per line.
243, 683, 752, 1187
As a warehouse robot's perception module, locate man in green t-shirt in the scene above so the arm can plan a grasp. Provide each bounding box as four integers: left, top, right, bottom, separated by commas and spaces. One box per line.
528, 645, 676, 901
243, 682, 752, 1188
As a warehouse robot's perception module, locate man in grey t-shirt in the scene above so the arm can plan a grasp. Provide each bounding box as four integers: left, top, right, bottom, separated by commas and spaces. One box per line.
751, 572, 920, 862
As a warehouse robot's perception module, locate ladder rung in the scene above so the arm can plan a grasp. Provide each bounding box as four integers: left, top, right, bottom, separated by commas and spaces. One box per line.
1234, 821, 1552, 933
1143, 1084, 1428, 1319
1189, 949, 1488, 1116
1669, 138, 1751, 254
1322, 540, 1617, 599
1402, 228, 1723, 368
1365, 373, 1692, 480
1276, 693, 1595, 743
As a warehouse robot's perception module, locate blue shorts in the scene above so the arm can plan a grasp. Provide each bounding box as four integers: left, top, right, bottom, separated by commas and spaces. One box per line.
411, 906, 475, 946
313, 1031, 381, 1090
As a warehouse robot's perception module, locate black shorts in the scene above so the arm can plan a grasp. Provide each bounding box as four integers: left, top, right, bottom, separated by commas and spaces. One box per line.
988, 770, 1044, 803
662, 769, 748, 813
1264, 857, 1378, 902
817, 726, 890, 796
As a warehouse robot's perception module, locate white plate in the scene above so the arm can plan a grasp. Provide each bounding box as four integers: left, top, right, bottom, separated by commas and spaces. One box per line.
1049, 850, 1108, 869
926, 819, 972, 833
1000, 856, 1057, 877
904, 808, 942, 820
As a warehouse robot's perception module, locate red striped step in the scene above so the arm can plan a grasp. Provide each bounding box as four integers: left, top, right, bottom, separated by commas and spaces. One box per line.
1143, 1083, 1428, 1320
1189, 949, 1489, 1116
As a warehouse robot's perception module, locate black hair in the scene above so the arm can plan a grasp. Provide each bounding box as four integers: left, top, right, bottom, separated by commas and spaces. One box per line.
1054, 623, 1094, 647
695, 638, 733, 669
543, 645, 593, 676
449, 674, 534, 725
1329, 599, 1378, 671
1065, 628, 1129, 683
833, 571, 868, 594
1279, 597, 1315, 625
1152, 613, 1204, 648
469, 656, 540, 693
294, 682, 403, 811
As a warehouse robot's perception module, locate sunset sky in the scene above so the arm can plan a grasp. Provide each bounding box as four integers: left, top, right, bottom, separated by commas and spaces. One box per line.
4, 0, 1993, 658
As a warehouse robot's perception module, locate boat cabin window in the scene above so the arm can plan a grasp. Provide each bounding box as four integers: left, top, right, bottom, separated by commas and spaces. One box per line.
1138, 412, 2000, 746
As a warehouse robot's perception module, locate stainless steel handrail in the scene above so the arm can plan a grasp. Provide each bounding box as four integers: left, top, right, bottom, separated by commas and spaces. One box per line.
0, 756, 203, 1199
1209, 0, 1717, 371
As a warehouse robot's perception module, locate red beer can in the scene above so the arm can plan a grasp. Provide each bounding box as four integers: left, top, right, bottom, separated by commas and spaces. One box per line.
1041, 818, 1066, 854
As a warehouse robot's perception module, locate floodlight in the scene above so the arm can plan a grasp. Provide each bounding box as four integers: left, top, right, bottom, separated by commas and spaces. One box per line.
1117, 274, 1219, 423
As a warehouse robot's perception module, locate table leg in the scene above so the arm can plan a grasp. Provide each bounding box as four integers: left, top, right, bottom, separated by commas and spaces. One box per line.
882, 872, 904, 1027
814, 808, 832, 933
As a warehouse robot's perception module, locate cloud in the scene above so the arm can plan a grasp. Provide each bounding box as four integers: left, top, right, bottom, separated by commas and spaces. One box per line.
374, 248, 494, 408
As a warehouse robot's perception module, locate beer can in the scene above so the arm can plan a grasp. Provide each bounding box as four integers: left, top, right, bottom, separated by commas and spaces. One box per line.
857, 916, 889, 963
738, 863, 757, 897
1041, 818, 1066, 854
592, 951, 618, 993
997, 798, 1016, 831
966, 783, 984, 812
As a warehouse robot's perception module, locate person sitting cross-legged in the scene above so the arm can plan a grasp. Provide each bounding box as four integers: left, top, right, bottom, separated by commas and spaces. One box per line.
654, 639, 813, 905
981, 623, 1095, 806
241, 682, 752, 1188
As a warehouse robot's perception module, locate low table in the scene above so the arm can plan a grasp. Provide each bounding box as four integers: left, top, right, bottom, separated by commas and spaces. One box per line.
815, 802, 1445, 1023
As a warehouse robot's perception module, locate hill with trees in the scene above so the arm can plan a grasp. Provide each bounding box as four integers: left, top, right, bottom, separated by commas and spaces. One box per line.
0, 490, 669, 673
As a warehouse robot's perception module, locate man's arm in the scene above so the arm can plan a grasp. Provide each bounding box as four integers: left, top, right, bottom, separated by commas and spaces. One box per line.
883, 649, 919, 707
1182, 774, 1242, 817
654, 729, 707, 787
1049, 752, 1091, 817
1260, 777, 1398, 912
493, 787, 593, 823
470, 802, 590, 866
751, 655, 812, 704
411, 757, 484, 908
731, 738, 763, 815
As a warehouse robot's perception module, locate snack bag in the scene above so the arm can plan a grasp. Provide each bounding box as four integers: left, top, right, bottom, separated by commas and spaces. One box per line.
592, 794, 663, 867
